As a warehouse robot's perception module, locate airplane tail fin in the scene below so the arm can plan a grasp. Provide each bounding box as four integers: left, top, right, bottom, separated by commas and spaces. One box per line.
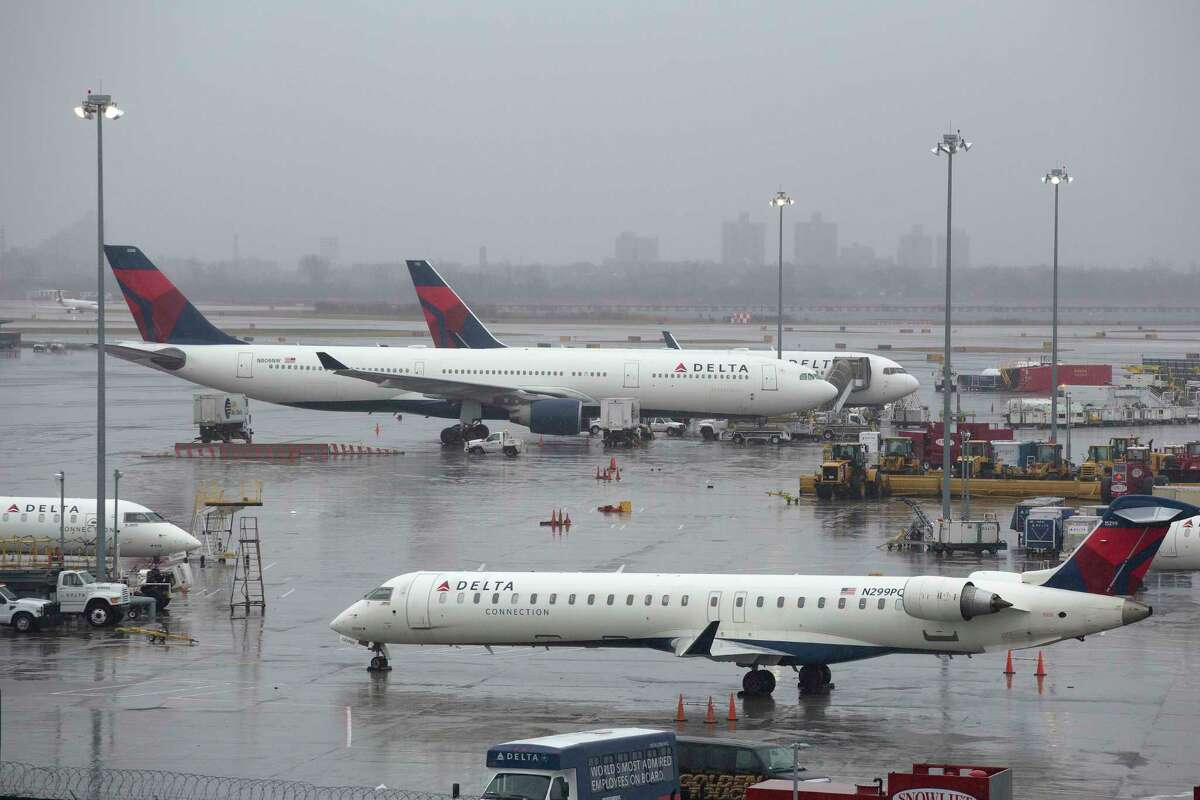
55, 290, 65, 305
104, 245, 242, 345
662, 330, 682, 350
1026, 495, 1199, 595
406, 260, 505, 349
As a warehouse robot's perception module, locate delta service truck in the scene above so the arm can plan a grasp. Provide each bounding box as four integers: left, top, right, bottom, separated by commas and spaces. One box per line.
483, 729, 679, 800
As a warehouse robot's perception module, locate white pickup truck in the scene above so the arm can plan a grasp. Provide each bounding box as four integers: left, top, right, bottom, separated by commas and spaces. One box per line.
465, 430, 524, 457
0, 585, 53, 633
2, 568, 131, 627
645, 417, 686, 437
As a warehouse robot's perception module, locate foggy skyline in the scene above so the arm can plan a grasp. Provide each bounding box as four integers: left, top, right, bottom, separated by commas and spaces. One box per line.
2, 2, 1197, 270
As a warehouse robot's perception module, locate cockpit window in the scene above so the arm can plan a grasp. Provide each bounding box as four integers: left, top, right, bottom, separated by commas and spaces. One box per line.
123, 511, 165, 523
883, 367, 908, 375
365, 587, 393, 601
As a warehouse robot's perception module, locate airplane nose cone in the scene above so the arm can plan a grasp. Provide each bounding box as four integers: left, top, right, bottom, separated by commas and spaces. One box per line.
816, 379, 838, 404
172, 526, 202, 553
903, 374, 921, 397
330, 602, 362, 637
1121, 599, 1152, 626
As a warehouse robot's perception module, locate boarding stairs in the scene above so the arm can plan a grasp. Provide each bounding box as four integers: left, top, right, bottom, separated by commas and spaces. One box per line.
230, 516, 265, 618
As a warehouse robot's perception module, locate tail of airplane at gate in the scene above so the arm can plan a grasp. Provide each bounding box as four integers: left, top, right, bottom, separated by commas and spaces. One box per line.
1024, 494, 1200, 594
405, 260, 505, 349
104, 245, 242, 345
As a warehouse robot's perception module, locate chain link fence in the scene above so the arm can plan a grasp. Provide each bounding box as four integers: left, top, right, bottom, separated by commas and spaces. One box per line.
0, 761, 469, 800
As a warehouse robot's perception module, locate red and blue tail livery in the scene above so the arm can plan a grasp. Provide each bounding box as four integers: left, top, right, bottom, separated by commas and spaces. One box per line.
1040, 494, 1199, 594
105, 245, 242, 345
406, 260, 505, 349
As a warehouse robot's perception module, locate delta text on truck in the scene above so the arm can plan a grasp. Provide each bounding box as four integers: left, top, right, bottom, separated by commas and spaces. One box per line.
483, 729, 679, 800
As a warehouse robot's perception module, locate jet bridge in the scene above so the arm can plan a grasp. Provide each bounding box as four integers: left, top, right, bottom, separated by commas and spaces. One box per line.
824, 357, 871, 412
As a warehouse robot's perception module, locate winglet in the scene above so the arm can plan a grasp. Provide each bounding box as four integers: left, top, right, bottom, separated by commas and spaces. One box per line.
662, 330, 682, 350
316, 351, 349, 371
674, 620, 720, 657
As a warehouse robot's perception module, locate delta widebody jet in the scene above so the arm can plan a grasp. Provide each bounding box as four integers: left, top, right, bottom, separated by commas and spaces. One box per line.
102, 245, 837, 443
330, 494, 1188, 695
1, 497, 200, 559
403, 261, 920, 408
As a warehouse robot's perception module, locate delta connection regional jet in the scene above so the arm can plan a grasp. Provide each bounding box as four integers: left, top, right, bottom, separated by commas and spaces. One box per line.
331, 495, 1187, 696
102, 245, 837, 444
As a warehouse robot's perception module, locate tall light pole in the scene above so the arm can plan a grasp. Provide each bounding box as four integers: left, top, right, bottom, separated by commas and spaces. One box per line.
1042, 167, 1071, 454
112, 468, 123, 576
770, 191, 794, 359
54, 471, 65, 560
74, 90, 122, 580
932, 131, 970, 521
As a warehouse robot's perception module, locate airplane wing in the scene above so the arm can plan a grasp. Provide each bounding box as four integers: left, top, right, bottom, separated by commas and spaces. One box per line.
315, 352, 595, 406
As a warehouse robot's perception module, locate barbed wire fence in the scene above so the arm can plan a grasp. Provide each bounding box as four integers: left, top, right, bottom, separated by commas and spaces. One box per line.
0, 761, 472, 800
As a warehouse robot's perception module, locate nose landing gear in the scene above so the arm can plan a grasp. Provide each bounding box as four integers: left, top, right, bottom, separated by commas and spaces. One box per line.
367, 642, 392, 672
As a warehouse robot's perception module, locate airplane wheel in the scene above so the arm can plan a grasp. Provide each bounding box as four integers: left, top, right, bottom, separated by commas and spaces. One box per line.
798, 664, 831, 695
742, 669, 776, 696
471, 424, 490, 439
440, 426, 463, 446
369, 655, 389, 671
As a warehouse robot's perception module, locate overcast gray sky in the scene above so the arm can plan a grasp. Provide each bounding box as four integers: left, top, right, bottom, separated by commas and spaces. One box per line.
2, 1, 1197, 269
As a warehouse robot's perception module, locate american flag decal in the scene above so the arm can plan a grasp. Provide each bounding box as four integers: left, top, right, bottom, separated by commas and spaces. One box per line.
840, 587, 856, 596
284, 356, 296, 363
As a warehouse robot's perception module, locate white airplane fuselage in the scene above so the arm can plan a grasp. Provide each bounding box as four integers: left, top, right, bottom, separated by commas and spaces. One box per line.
331, 569, 1141, 666
1150, 517, 1200, 570
1, 497, 200, 559
782, 350, 918, 406
111, 342, 836, 421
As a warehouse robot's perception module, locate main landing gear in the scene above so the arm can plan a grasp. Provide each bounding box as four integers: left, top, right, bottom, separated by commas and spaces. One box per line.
367, 642, 392, 672
741, 665, 835, 696
795, 664, 834, 695
439, 422, 489, 446
741, 668, 776, 696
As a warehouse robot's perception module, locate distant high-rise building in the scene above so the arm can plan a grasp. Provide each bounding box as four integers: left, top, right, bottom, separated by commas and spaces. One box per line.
794, 212, 838, 267
614, 231, 659, 264
721, 213, 765, 267
839, 242, 877, 268
319, 236, 340, 264
936, 228, 970, 269
479, 245, 488, 267
896, 224, 933, 269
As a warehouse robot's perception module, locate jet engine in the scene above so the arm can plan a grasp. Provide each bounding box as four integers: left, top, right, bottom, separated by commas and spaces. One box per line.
511, 398, 584, 436
902, 576, 1012, 622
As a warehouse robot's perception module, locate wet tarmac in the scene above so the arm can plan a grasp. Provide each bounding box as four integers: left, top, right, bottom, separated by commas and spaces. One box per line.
2, 322, 1199, 799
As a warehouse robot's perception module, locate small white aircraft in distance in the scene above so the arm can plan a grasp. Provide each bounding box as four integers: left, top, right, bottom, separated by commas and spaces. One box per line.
1, 497, 200, 559
54, 290, 99, 314
331, 494, 1191, 695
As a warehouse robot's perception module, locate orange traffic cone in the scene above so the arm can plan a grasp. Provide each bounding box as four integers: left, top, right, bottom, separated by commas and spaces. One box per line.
675, 694, 686, 722
615, 468, 621, 482
610, 456, 617, 471
564, 513, 571, 527
726, 693, 738, 721
1034, 651, 1047, 677
596, 466, 602, 479
1003, 650, 1015, 676
704, 696, 716, 724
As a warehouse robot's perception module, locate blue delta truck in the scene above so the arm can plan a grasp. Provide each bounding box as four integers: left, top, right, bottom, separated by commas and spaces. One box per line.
484, 729, 679, 800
